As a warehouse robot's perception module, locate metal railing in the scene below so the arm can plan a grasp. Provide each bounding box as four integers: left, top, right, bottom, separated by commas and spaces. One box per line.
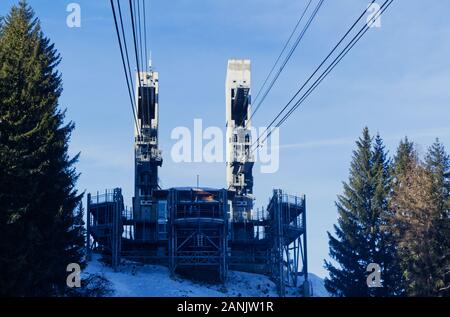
175, 205, 225, 219
89, 189, 116, 204
280, 193, 305, 207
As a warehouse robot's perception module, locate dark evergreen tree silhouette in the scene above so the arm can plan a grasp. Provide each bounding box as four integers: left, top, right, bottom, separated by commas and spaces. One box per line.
0, 1, 84, 296
325, 128, 404, 296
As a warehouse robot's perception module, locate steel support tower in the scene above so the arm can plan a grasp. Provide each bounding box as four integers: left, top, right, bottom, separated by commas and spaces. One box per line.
86, 58, 310, 296
133, 68, 163, 242
267, 189, 309, 296
86, 188, 124, 271
168, 188, 228, 282
225, 59, 254, 222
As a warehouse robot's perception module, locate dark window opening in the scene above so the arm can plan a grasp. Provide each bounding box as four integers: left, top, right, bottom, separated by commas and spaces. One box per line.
138, 86, 156, 125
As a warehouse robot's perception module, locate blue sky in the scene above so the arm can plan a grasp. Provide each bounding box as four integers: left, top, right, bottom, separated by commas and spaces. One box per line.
1, 0, 450, 278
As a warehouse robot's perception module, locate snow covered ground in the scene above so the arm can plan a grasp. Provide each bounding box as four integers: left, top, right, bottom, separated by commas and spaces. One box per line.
83, 254, 329, 297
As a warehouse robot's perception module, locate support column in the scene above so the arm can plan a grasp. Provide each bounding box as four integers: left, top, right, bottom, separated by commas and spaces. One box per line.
302, 195, 309, 296
221, 189, 228, 282
278, 191, 285, 297
111, 188, 122, 272
169, 189, 176, 276
86, 193, 92, 261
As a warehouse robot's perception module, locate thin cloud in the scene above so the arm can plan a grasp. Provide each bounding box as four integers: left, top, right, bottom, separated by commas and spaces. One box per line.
70, 143, 133, 170
279, 126, 450, 150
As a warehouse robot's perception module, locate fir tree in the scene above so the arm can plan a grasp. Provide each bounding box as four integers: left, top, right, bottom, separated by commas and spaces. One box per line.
392, 137, 416, 180
372, 135, 405, 296
324, 128, 372, 297
389, 139, 450, 296
425, 139, 450, 217
0, 1, 84, 296
324, 128, 403, 296
424, 140, 450, 296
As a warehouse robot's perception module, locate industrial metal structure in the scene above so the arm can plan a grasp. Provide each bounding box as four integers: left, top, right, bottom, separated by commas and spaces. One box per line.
86, 60, 310, 296
86, 188, 124, 271
267, 190, 308, 296
225, 59, 254, 215
167, 188, 228, 282
133, 68, 162, 243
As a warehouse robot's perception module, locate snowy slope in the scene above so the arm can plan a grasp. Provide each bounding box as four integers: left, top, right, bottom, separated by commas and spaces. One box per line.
308, 274, 329, 297
84, 254, 329, 297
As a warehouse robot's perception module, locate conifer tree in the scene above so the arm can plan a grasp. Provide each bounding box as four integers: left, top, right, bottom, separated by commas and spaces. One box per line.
390, 139, 450, 296
392, 137, 416, 180
324, 128, 403, 296
372, 135, 405, 296
424, 140, 450, 296
425, 139, 450, 218
0, 1, 84, 296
